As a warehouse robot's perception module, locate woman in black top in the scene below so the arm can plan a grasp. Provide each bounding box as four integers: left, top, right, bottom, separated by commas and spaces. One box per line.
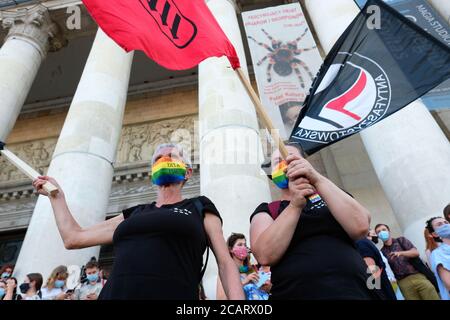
32, 143, 244, 300
250, 144, 377, 300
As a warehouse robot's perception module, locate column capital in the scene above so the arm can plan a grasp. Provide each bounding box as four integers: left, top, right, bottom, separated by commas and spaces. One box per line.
1, 5, 66, 58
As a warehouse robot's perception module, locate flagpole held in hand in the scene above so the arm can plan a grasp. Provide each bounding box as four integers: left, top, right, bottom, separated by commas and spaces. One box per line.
0, 142, 59, 196
235, 68, 289, 159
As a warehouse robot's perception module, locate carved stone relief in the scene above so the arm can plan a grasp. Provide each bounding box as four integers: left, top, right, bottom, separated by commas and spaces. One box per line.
0, 115, 197, 185
0, 115, 199, 231
0, 138, 57, 183
116, 115, 197, 165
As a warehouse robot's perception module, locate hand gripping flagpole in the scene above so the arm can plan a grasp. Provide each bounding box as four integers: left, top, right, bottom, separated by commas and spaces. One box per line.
0, 141, 59, 196
235, 67, 289, 159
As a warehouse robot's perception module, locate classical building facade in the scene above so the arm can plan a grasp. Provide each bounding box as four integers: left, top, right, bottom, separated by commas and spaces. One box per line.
0, 0, 449, 298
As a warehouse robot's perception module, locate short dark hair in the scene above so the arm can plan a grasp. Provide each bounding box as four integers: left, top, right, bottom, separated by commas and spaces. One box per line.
426, 217, 442, 233
227, 233, 246, 249
374, 223, 390, 232
85, 260, 99, 270
444, 204, 450, 222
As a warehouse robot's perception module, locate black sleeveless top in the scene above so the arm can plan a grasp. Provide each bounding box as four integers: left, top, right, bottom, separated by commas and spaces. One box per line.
251, 198, 380, 300
98, 196, 221, 300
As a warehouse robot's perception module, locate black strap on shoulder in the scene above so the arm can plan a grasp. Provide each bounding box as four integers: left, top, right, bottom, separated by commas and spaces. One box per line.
0, 141, 5, 151
193, 198, 210, 283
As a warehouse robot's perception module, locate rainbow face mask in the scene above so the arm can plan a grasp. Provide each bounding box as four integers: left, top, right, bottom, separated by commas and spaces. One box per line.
151, 156, 187, 186
271, 160, 289, 189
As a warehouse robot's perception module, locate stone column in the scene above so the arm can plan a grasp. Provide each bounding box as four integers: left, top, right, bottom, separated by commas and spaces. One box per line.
0, 5, 62, 142
198, 0, 272, 299
303, 0, 450, 255
13, 29, 134, 282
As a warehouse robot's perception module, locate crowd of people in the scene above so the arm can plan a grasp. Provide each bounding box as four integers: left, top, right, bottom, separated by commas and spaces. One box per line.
0, 142, 449, 300
0, 259, 107, 300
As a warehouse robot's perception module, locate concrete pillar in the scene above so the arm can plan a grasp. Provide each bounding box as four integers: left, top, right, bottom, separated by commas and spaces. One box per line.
303, 0, 450, 256
199, 0, 271, 299
13, 29, 133, 282
0, 5, 61, 141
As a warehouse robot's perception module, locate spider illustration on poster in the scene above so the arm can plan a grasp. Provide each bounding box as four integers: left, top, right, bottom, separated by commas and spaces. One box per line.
248, 28, 317, 88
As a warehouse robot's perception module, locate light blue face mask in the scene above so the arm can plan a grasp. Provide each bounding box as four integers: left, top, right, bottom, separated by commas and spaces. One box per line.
1, 272, 10, 279
378, 230, 390, 242
436, 224, 450, 240
54, 280, 65, 289
0, 287, 5, 298
86, 273, 98, 283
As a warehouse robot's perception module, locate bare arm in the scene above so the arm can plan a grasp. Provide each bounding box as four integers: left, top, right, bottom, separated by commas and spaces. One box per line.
4, 279, 15, 300
287, 155, 370, 240
216, 276, 228, 300
250, 204, 302, 266
389, 248, 420, 259
401, 248, 420, 258
437, 265, 450, 291
33, 176, 124, 249
204, 213, 245, 300
314, 176, 371, 240
251, 174, 315, 266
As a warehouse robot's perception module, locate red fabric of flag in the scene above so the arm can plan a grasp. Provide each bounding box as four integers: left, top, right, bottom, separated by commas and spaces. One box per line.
82, 0, 241, 70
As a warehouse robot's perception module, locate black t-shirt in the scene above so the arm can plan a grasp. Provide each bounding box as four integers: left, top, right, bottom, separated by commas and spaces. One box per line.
98, 196, 221, 300
356, 239, 397, 300
251, 198, 378, 300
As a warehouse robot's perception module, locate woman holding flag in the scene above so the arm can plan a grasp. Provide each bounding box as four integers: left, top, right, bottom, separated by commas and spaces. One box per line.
250, 143, 380, 300
32, 143, 244, 300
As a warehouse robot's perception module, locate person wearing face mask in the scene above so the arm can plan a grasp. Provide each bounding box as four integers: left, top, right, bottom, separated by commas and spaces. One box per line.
32, 143, 244, 300
427, 217, 450, 300
0, 264, 14, 281
3, 273, 42, 300
2, 278, 20, 300
375, 223, 440, 300
250, 143, 376, 300
41, 265, 70, 300
217, 233, 271, 300
355, 229, 396, 300
0, 280, 6, 300
424, 227, 440, 268
72, 260, 103, 300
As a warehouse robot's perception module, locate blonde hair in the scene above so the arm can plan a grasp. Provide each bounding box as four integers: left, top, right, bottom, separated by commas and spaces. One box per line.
44, 265, 68, 289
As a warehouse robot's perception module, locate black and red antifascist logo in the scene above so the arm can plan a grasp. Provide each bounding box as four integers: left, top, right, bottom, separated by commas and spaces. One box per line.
293, 52, 392, 145
139, 0, 197, 48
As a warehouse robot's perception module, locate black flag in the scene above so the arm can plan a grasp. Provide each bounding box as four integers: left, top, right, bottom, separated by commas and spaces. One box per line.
289, 0, 450, 155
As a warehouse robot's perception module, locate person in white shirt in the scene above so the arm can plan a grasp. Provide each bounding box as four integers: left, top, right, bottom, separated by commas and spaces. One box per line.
72, 260, 103, 300
41, 265, 70, 300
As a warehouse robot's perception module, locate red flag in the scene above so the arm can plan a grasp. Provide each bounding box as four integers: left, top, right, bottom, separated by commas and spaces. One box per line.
81, 0, 241, 70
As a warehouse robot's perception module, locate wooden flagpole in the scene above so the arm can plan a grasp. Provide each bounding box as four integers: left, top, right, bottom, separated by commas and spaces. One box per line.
0, 147, 59, 196
235, 67, 289, 159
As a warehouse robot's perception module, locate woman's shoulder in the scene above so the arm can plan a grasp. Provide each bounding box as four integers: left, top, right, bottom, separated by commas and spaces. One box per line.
250, 200, 290, 222
190, 196, 222, 222
122, 204, 149, 219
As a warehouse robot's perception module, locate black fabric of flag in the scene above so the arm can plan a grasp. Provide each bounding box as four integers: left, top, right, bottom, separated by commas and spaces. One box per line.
289, 0, 450, 155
